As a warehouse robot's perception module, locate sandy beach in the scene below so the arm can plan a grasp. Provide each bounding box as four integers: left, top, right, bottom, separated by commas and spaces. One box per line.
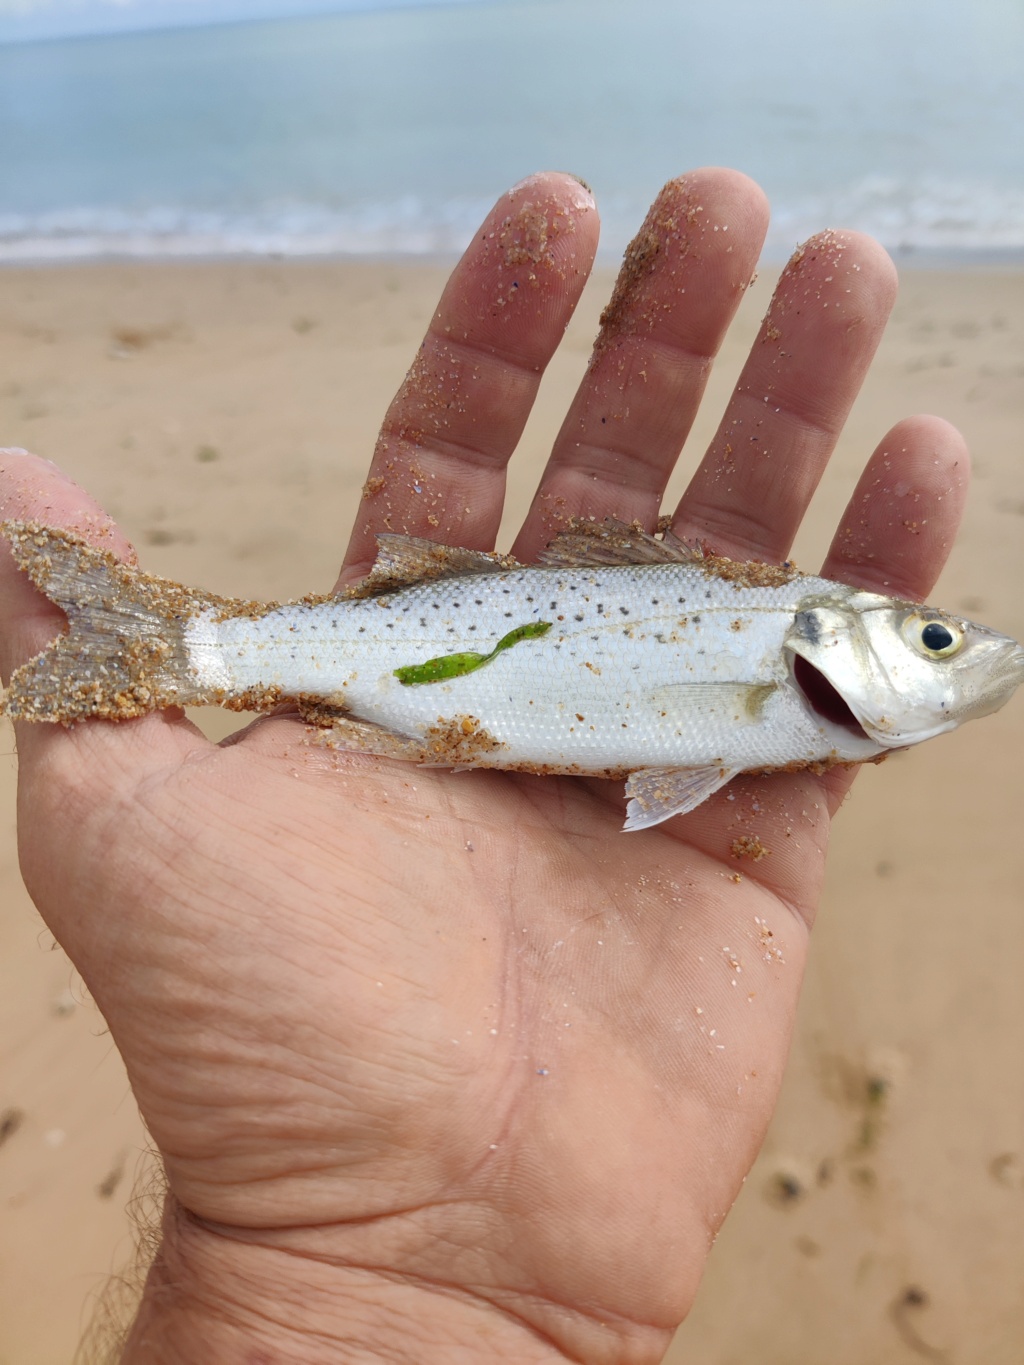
1, 256, 1022, 1363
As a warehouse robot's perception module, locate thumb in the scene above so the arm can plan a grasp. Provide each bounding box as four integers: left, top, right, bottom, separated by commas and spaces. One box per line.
0, 447, 136, 682
0, 447, 208, 776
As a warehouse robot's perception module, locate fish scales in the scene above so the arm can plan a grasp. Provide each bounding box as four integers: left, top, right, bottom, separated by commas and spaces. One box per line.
3, 518, 1022, 830
189, 563, 871, 774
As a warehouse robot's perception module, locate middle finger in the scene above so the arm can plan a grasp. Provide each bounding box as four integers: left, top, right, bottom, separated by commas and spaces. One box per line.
513, 168, 770, 560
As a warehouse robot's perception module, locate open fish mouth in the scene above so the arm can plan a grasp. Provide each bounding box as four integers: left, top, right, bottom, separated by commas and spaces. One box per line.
792, 654, 870, 738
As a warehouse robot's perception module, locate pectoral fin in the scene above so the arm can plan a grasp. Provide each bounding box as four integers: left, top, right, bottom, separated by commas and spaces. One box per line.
647, 680, 777, 724
623, 764, 739, 831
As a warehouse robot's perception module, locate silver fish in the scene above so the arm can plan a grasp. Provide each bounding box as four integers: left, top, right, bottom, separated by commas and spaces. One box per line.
3, 519, 1021, 830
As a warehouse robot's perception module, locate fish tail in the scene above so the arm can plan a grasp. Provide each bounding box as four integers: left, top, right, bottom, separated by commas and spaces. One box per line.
2, 521, 224, 723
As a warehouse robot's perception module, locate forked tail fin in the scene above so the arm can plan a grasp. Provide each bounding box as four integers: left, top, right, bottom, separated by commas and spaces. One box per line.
2, 521, 229, 723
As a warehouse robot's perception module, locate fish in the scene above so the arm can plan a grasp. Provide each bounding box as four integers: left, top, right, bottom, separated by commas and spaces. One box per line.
2, 518, 1022, 831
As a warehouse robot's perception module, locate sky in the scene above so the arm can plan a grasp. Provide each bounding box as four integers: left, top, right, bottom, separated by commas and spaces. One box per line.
0, 0, 485, 42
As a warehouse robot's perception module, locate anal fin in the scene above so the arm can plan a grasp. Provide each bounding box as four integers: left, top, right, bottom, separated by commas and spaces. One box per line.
306, 710, 429, 763
623, 764, 739, 832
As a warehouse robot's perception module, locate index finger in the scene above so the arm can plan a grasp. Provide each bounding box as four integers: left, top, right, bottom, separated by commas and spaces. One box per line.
339, 173, 599, 585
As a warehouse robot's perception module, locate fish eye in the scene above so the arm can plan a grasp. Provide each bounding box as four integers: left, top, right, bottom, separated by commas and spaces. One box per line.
904, 614, 963, 659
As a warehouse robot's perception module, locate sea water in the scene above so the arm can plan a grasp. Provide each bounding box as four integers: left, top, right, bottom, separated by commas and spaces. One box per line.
1, 0, 1022, 263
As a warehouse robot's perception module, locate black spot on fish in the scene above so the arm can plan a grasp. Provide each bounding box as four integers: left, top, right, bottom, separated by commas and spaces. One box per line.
619, 606, 630, 616
574, 614, 584, 622
795, 609, 822, 646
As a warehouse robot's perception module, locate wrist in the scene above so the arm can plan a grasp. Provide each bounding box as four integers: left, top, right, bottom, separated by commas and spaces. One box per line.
120, 1196, 629, 1365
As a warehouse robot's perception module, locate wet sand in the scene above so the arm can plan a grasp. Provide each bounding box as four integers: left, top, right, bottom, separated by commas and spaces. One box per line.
1, 258, 1022, 1363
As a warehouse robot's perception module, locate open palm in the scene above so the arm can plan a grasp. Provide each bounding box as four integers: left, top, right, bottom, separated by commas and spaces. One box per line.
0, 171, 967, 1364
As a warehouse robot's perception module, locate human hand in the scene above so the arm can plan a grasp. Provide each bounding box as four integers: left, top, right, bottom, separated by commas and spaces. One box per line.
0, 170, 968, 1364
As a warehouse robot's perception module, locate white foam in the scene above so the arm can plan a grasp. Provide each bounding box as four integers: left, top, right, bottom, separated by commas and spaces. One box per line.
764, 176, 1024, 259
3, 179, 1023, 265
0, 197, 495, 263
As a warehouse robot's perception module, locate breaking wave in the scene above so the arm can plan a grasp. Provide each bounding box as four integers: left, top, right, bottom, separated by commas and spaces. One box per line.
2, 178, 1023, 265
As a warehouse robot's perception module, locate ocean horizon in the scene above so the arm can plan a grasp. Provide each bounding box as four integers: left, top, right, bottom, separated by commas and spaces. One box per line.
2, 0, 1023, 265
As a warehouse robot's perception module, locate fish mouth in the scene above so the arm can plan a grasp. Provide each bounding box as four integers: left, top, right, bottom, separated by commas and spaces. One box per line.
792, 654, 870, 738
1000, 646, 1024, 687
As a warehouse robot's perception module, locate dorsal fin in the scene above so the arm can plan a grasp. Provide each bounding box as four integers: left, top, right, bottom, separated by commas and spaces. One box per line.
538, 517, 705, 569
342, 534, 522, 600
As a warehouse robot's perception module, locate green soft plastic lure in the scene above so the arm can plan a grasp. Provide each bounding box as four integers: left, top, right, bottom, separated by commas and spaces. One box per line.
393, 620, 552, 685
